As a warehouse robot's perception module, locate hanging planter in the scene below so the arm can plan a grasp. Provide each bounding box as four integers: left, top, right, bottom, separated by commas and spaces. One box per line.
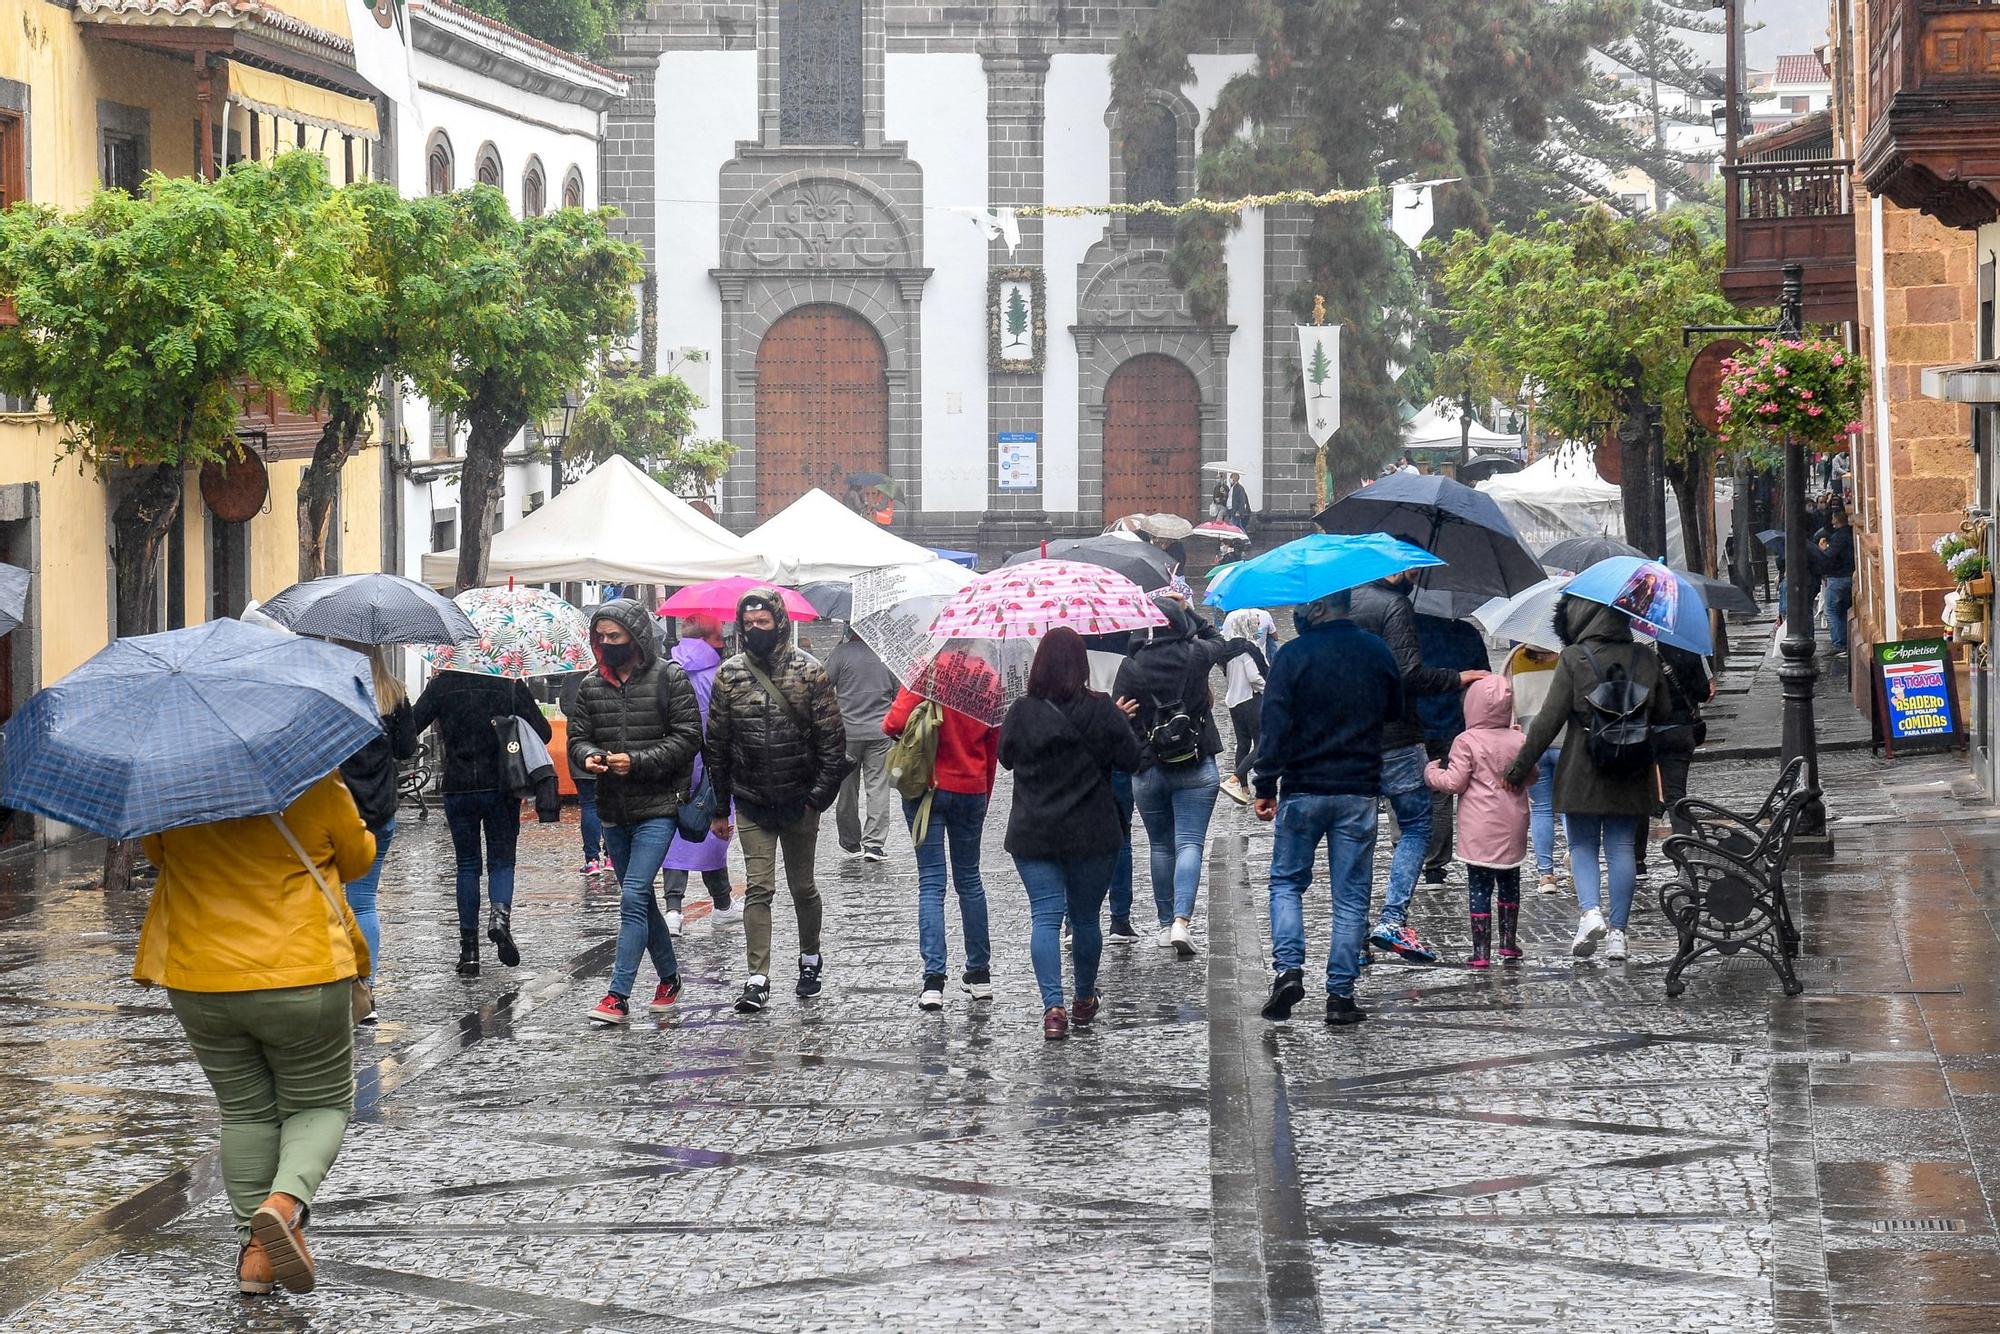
1712, 337, 1869, 466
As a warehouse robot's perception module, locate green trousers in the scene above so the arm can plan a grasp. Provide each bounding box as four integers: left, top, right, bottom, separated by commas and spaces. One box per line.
168, 983, 355, 1243
736, 808, 823, 979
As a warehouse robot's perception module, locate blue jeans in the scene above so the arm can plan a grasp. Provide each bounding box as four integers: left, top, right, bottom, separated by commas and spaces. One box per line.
1132, 756, 1220, 924
344, 820, 393, 979
1014, 852, 1116, 1010
1380, 744, 1431, 925
1566, 813, 1640, 930
604, 818, 680, 998
575, 777, 602, 863
1108, 770, 1135, 923
443, 791, 519, 932
1529, 748, 1561, 877
1267, 793, 1378, 999
1823, 575, 1853, 651
908, 790, 992, 979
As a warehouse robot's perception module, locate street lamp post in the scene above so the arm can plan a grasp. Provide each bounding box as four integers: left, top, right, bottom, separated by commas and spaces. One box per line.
1774, 263, 1831, 849
538, 389, 581, 497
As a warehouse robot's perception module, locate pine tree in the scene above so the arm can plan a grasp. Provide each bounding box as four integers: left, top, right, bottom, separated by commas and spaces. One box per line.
1005, 286, 1029, 350
1307, 339, 1332, 400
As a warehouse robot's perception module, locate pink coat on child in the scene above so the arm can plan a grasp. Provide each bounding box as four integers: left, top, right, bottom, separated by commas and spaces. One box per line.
1423, 675, 1530, 869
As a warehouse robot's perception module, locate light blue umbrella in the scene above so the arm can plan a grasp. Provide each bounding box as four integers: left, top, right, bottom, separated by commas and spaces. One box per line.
1205, 533, 1444, 612
1, 619, 383, 839
1561, 556, 1714, 655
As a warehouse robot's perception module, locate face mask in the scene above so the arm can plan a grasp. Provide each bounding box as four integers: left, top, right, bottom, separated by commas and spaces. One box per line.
743, 624, 786, 657
600, 640, 636, 669
1292, 609, 1311, 636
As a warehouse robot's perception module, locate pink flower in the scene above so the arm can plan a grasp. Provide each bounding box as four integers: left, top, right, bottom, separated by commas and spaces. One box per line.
1831, 353, 1845, 366
1806, 405, 1825, 416
1775, 366, 1789, 377
1846, 421, 1863, 435
1798, 389, 1813, 399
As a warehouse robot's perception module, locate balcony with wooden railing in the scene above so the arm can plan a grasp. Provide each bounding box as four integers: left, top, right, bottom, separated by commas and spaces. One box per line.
1858, 0, 2000, 227
1722, 158, 1859, 322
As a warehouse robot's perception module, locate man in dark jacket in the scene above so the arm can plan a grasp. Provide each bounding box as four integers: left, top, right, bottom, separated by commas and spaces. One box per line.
569, 600, 703, 1026
1253, 590, 1405, 1026
1815, 505, 1855, 656
1350, 574, 1488, 963
706, 588, 848, 1013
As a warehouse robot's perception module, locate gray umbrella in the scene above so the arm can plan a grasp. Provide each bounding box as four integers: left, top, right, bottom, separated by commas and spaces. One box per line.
0, 563, 29, 638
1003, 535, 1176, 591
259, 572, 479, 645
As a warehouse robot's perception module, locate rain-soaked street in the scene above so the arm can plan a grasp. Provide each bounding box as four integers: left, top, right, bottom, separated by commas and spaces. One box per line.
0, 745, 1997, 1332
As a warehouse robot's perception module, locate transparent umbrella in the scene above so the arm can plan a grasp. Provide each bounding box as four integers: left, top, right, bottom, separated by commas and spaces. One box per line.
850, 561, 1037, 726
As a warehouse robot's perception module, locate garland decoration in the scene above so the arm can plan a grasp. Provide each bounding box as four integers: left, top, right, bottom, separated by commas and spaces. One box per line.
1018, 185, 1382, 220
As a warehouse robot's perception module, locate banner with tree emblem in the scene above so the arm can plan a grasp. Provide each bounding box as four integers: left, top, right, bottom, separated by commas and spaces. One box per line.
989, 267, 1045, 374
1298, 324, 1340, 445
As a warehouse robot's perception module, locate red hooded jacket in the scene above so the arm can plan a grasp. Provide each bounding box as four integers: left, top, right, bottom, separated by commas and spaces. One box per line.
883, 686, 999, 796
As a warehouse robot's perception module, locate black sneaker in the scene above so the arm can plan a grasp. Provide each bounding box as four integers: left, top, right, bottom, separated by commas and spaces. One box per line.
796, 958, 823, 998
1107, 917, 1139, 944
1423, 866, 1449, 885
961, 968, 992, 1002
734, 977, 770, 1013
1325, 994, 1368, 1027
918, 974, 947, 1011
1261, 968, 1305, 1021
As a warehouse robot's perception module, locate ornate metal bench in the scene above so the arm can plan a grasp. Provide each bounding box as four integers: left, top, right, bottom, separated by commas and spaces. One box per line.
398, 737, 438, 821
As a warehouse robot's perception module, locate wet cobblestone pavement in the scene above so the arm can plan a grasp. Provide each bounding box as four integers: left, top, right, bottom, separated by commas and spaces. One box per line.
0, 744, 1995, 1331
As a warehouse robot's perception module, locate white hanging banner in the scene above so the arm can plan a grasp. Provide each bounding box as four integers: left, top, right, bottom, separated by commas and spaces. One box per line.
1388, 177, 1456, 252
346, 0, 422, 120
1298, 324, 1340, 445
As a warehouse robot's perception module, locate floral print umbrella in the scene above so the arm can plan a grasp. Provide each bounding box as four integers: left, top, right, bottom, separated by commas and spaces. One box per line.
422, 585, 593, 678
927, 559, 1167, 641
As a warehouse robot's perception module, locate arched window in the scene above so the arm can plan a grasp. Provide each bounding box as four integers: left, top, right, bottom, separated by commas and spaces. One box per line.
1122, 102, 1179, 236
561, 166, 584, 209
779, 0, 863, 145
474, 142, 502, 190
521, 157, 546, 217
425, 130, 453, 196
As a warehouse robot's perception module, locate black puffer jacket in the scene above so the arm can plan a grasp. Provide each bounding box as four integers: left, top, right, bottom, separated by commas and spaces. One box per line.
412, 672, 552, 795
705, 588, 847, 827
565, 599, 703, 827
340, 700, 417, 832
1113, 598, 1261, 772
1350, 580, 1466, 752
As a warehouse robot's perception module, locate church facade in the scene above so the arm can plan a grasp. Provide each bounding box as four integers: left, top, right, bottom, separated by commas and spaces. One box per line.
599, 1, 1321, 545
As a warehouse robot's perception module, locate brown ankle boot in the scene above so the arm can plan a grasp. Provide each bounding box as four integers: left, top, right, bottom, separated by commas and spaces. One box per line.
249, 1192, 315, 1294
236, 1239, 274, 1296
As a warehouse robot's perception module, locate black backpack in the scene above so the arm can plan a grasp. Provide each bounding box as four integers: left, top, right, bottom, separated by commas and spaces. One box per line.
1577, 645, 1655, 777
1145, 651, 1206, 768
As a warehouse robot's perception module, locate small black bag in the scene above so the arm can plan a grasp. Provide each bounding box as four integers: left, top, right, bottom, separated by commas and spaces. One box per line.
1145, 653, 1206, 769
675, 772, 719, 842
1577, 645, 1655, 777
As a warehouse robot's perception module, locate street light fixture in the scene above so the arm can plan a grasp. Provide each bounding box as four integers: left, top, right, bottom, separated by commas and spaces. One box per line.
538, 388, 582, 496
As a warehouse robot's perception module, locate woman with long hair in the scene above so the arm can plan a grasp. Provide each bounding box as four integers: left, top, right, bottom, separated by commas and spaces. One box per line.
333, 643, 416, 1022
998, 628, 1141, 1040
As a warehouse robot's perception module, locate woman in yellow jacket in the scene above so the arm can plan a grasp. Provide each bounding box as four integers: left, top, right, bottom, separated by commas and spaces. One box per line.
135, 771, 375, 1297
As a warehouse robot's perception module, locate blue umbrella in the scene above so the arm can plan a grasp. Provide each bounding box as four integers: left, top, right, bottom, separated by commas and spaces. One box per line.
1561, 557, 1714, 655
259, 572, 478, 645
1315, 471, 1545, 615
1205, 533, 1444, 612
1, 619, 384, 839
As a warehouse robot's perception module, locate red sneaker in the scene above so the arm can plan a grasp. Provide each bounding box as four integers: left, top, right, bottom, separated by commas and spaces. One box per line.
1071, 994, 1101, 1027
587, 994, 629, 1026
649, 977, 682, 1014
1043, 1006, 1069, 1041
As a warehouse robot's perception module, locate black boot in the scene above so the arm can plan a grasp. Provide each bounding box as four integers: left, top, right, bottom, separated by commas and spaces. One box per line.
1325, 993, 1368, 1026
456, 929, 479, 977
1468, 913, 1492, 970
1497, 895, 1523, 964
488, 904, 521, 968
1261, 968, 1306, 1021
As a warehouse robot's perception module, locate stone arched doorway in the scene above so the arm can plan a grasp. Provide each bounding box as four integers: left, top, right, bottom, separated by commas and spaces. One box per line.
1102, 353, 1202, 522
753, 304, 889, 519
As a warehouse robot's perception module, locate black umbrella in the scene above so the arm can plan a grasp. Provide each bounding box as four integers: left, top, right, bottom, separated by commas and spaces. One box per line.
1756, 528, 1785, 557
1003, 535, 1176, 591
1316, 472, 1545, 616
0, 562, 29, 638
259, 572, 478, 645
800, 580, 852, 620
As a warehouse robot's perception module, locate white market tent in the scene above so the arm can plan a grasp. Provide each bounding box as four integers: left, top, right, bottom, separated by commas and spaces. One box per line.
743, 488, 936, 583
421, 456, 782, 587
1404, 399, 1522, 453
1477, 448, 1685, 565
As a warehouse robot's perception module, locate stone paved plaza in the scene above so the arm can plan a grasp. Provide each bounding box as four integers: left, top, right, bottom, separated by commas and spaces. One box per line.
0, 746, 1996, 1332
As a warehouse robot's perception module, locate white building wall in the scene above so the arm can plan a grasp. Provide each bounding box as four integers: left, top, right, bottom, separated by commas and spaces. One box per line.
1189, 54, 1264, 506
1042, 53, 1114, 515
885, 52, 989, 512
654, 50, 756, 441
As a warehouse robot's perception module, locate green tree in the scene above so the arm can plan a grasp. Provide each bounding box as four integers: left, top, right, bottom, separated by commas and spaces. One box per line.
564, 370, 735, 496
407, 189, 641, 590
1004, 286, 1030, 350
1433, 209, 1745, 568
1114, 0, 1637, 484
462, 0, 637, 55
1307, 339, 1332, 400
0, 152, 360, 630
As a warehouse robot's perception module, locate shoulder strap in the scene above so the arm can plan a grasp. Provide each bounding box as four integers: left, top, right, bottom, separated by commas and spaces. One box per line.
269, 814, 343, 919
744, 658, 807, 732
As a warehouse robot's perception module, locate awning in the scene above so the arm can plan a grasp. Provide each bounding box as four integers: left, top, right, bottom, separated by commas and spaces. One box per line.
228, 63, 379, 142
1921, 361, 2000, 404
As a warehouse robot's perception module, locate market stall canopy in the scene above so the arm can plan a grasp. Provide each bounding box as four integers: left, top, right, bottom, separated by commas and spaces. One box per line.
742, 488, 937, 583
1403, 399, 1522, 453
420, 456, 780, 588
1476, 448, 1686, 566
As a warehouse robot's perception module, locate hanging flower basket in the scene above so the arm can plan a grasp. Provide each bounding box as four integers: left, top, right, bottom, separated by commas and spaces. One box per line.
1713, 337, 1869, 467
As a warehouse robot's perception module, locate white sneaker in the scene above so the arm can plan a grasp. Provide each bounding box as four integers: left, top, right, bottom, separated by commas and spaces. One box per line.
1572, 909, 1607, 958
862, 848, 887, 863
1537, 874, 1560, 896
917, 984, 944, 1011
664, 909, 683, 938
1603, 929, 1628, 962
1153, 925, 1176, 949
1220, 776, 1249, 806
712, 901, 742, 923
1169, 920, 1197, 959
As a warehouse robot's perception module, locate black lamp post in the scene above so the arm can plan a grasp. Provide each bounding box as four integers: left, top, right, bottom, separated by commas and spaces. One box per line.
539, 389, 581, 497
1774, 263, 1830, 849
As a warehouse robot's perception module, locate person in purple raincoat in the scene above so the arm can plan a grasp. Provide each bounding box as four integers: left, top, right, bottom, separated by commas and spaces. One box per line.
662, 612, 737, 935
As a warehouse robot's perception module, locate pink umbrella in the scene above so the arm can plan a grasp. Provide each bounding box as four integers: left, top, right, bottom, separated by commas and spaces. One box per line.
1190, 520, 1249, 542
927, 559, 1168, 640
659, 577, 818, 623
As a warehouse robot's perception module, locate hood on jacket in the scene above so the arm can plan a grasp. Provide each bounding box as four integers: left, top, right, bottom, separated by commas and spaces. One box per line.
590, 598, 660, 679
1136, 594, 1197, 647
672, 636, 721, 676
1461, 674, 1515, 730
736, 587, 793, 632
1555, 595, 1633, 646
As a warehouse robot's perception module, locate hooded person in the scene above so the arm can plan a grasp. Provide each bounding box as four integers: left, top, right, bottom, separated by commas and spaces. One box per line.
568, 598, 704, 1026
1424, 676, 1531, 969
1504, 595, 1672, 964
704, 586, 848, 1014
1112, 595, 1263, 956
659, 612, 736, 933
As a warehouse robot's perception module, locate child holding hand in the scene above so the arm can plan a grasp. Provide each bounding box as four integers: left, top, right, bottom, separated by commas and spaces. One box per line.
1424, 676, 1532, 968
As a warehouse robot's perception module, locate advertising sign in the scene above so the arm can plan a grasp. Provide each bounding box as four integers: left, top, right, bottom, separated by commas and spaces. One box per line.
1872, 637, 1964, 757
997, 432, 1038, 491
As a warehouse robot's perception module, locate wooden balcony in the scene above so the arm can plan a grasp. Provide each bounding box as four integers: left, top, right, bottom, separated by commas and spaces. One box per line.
1858, 0, 2000, 228
1722, 159, 1859, 323
233, 379, 331, 458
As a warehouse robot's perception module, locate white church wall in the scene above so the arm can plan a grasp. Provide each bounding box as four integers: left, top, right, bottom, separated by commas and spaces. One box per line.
1042, 53, 1115, 516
